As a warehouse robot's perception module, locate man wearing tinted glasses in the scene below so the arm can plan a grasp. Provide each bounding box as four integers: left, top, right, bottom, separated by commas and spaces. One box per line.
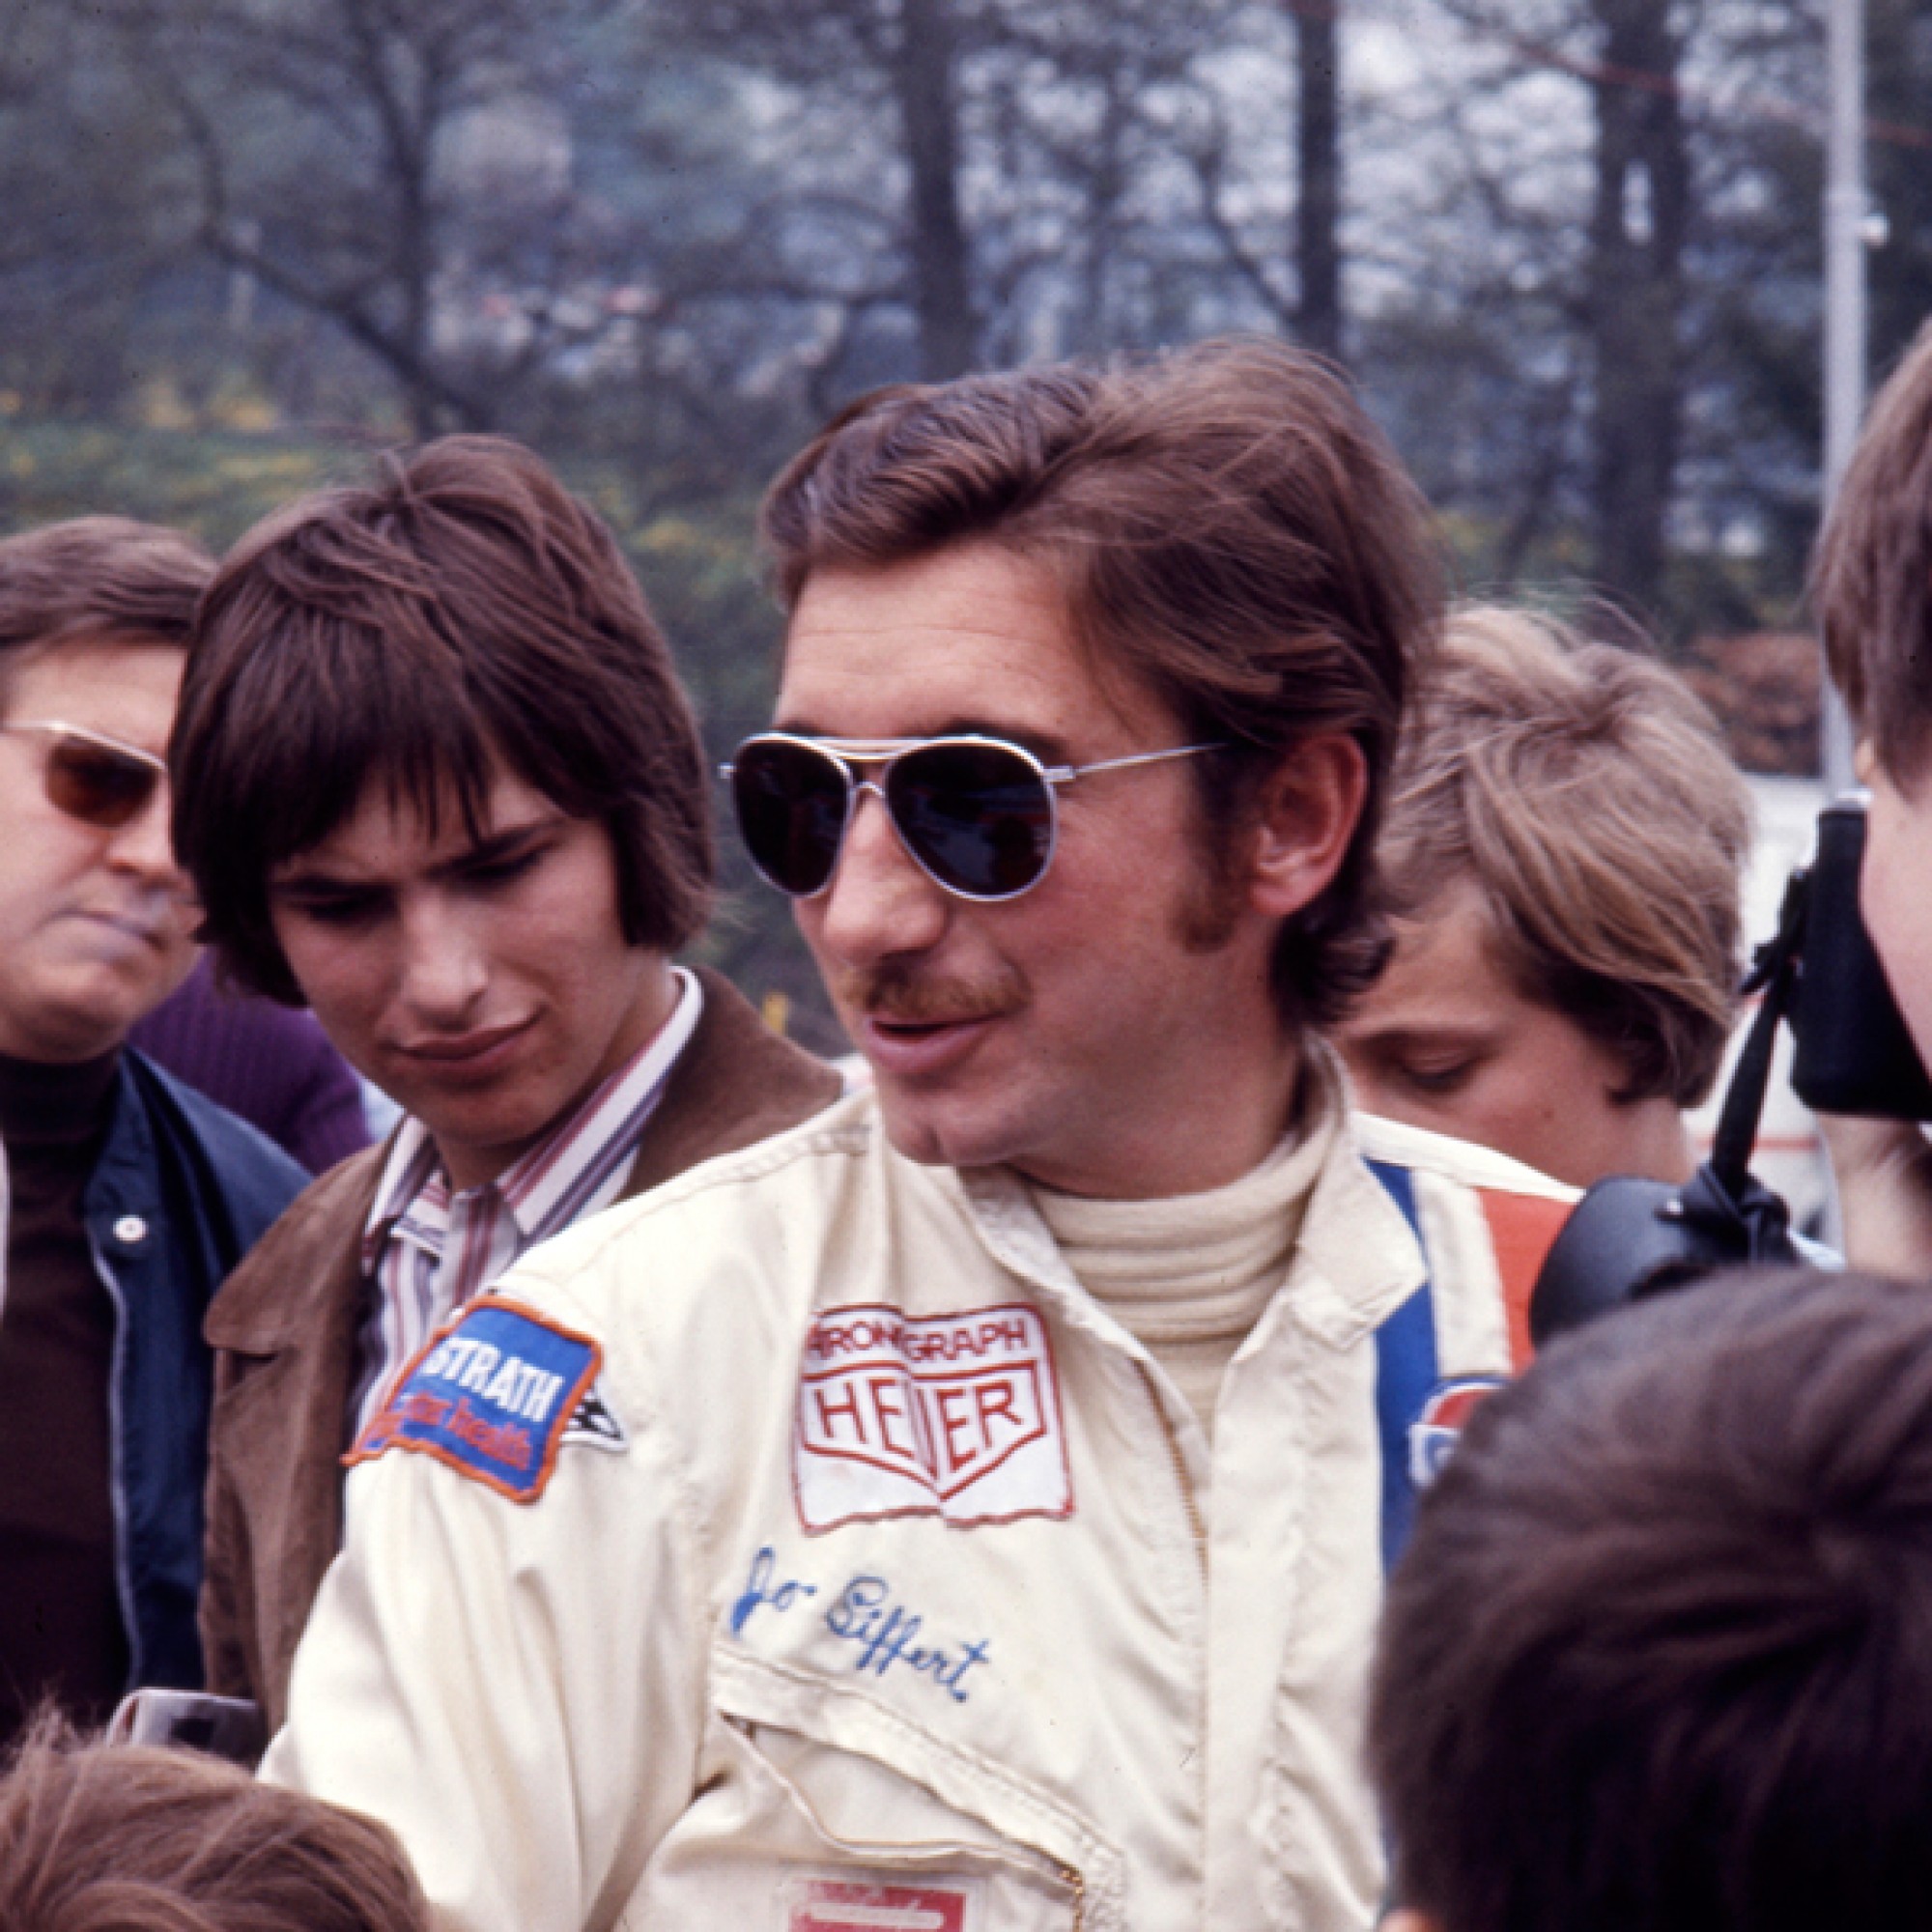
269, 342, 1575, 1932
0, 519, 307, 1753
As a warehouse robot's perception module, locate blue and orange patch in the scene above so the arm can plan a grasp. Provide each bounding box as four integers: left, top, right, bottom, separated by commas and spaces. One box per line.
1368, 1163, 1570, 1568
347, 1300, 604, 1503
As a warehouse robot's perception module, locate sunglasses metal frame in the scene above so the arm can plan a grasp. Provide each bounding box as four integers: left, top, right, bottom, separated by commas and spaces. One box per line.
1, 718, 168, 829
722, 729, 1225, 903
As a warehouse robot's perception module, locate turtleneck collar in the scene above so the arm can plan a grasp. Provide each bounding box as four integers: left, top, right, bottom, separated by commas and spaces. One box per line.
1030, 1057, 1337, 1310
0, 1048, 123, 1151
1024, 1048, 1346, 1442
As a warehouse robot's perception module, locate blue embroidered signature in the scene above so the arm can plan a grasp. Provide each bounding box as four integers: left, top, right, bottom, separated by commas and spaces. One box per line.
729, 1546, 818, 1636
726, 1548, 991, 1703
824, 1575, 990, 1703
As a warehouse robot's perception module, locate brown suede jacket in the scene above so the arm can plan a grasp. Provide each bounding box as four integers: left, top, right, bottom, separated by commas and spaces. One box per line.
198, 968, 841, 1735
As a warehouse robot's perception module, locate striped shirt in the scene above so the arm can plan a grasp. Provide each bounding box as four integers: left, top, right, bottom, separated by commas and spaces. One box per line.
349, 968, 703, 1440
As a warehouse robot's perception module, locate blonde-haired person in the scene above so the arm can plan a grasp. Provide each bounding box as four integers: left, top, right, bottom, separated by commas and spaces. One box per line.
0, 1713, 428, 1932
1339, 602, 1752, 1188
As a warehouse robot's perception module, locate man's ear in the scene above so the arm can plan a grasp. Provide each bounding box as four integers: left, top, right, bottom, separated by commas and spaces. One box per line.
1378, 1911, 1444, 1932
1243, 732, 1368, 921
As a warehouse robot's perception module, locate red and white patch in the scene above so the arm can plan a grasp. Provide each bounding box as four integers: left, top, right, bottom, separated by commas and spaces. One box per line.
781, 1876, 980, 1932
793, 1303, 1073, 1532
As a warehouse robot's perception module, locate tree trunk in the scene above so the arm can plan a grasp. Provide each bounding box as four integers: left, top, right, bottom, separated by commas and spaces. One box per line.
1293, 0, 1343, 362
1586, 0, 1688, 618
1071, 67, 1128, 355
894, 0, 978, 378
1866, 0, 1932, 379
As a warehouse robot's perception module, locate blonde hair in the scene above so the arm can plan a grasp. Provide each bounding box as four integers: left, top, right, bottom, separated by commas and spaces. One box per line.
0, 1713, 429, 1932
1378, 604, 1751, 1105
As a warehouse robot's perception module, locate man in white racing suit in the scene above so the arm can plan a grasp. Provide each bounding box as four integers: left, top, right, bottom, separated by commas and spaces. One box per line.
264, 339, 1577, 1932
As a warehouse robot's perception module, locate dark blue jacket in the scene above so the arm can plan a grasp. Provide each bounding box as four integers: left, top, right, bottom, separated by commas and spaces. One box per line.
78, 1050, 307, 1692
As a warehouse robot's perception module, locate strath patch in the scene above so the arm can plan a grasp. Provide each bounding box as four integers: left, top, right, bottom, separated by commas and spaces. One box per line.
781, 1874, 980, 1932
793, 1302, 1072, 1532
1407, 1375, 1510, 1490
347, 1301, 606, 1503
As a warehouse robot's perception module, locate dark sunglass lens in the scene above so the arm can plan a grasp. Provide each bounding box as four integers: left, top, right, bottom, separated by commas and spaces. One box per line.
731, 741, 849, 895
889, 741, 1052, 897
45, 739, 156, 829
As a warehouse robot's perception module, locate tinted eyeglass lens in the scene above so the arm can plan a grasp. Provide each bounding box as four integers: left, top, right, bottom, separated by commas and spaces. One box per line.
45, 737, 157, 829
888, 740, 1053, 898
731, 740, 850, 895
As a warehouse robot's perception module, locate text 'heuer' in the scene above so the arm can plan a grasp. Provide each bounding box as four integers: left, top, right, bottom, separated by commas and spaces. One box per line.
792, 1303, 1073, 1532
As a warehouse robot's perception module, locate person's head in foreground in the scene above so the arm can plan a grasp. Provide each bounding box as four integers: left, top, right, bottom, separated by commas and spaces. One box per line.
1814, 316, 1932, 1071
0, 1714, 429, 1932
1371, 1265, 1932, 1932
1338, 603, 1749, 1187
0, 517, 212, 1064
172, 434, 713, 1190
751, 335, 1443, 1197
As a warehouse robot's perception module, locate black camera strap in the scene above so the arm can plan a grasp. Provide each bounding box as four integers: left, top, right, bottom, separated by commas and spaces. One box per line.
1529, 874, 1804, 1346
1711, 868, 1807, 1197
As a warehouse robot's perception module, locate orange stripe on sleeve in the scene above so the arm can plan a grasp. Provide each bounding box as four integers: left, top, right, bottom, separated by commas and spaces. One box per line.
1476, 1190, 1576, 1369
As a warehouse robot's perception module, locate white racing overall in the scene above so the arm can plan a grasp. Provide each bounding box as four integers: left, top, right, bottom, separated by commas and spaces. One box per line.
266, 1088, 1572, 1932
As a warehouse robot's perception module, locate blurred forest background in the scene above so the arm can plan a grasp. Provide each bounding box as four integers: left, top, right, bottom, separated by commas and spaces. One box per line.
0, 0, 1922, 1039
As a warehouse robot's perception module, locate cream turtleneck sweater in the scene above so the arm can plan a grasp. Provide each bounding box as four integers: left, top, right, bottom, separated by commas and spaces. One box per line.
1028, 1057, 1341, 1442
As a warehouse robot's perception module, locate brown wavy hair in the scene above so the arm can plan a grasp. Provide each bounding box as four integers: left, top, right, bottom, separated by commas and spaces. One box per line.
1373, 1267, 1932, 1932
760, 336, 1445, 1030
1377, 603, 1750, 1105
173, 436, 713, 1004
0, 1713, 428, 1932
0, 517, 212, 701
1812, 316, 1932, 785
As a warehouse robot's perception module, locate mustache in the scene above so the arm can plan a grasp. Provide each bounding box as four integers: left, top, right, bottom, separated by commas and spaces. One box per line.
831, 959, 1026, 1024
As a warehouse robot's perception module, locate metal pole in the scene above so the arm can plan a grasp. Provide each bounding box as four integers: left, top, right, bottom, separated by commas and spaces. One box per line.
1821, 0, 1865, 794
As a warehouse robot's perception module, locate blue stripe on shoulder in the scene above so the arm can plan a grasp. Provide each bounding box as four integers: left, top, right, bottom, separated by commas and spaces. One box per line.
1366, 1160, 1437, 1575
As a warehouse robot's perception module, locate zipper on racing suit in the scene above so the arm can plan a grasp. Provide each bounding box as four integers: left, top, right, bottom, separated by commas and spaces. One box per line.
1136, 1362, 1208, 1576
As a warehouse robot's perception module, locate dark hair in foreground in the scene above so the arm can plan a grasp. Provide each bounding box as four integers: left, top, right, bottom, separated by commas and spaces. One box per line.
1378, 603, 1750, 1106
0, 1713, 429, 1932
174, 435, 712, 1004
1371, 1267, 1932, 1932
1812, 315, 1932, 785
761, 335, 1445, 1029
0, 516, 213, 702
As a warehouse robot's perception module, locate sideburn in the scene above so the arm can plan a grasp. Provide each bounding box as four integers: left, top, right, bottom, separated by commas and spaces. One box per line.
1172, 785, 1256, 955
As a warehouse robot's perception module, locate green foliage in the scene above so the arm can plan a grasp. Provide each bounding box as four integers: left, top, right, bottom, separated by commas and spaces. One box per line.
0, 416, 355, 550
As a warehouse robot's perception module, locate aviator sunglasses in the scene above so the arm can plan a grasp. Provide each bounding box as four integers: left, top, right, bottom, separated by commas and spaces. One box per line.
724, 730, 1224, 902
1, 719, 168, 830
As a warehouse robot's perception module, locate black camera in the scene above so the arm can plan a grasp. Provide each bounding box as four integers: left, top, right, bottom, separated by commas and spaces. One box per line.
1531, 793, 1932, 1343
1788, 796, 1932, 1120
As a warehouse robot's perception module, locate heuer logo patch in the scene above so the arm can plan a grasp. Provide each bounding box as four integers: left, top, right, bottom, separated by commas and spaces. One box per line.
1407, 1375, 1509, 1490
781, 1875, 980, 1932
347, 1301, 606, 1503
793, 1302, 1073, 1532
